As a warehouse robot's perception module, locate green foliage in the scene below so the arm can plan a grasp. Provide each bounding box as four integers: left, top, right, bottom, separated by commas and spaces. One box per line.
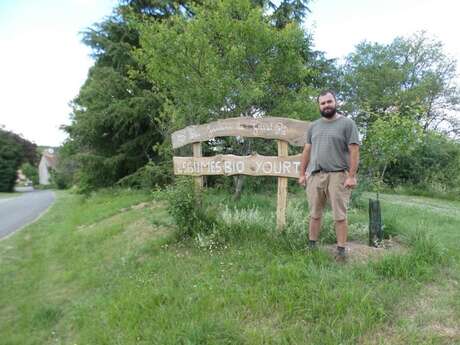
267, 0, 311, 28
50, 141, 80, 190
385, 131, 460, 193
66, 65, 164, 190
117, 161, 173, 189
0, 129, 37, 192
135, 0, 318, 130
165, 177, 219, 238
73, 153, 119, 194
341, 32, 459, 137
0, 132, 21, 192
361, 114, 422, 195
341, 31, 460, 198
65, 1, 185, 191
20, 162, 39, 185
337, 31, 460, 198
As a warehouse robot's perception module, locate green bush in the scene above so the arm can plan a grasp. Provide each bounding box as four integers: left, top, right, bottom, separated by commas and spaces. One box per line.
116, 161, 173, 189
165, 177, 220, 239
50, 169, 69, 190
74, 154, 118, 194
20, 162, 39, 185
385, 132, 460, 194
0, 130, 23, 192
0, 129, 38, 192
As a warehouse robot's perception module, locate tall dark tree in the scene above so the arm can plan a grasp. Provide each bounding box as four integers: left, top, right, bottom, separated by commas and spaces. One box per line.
65, 1, 205, 190
0, 129, 38, 192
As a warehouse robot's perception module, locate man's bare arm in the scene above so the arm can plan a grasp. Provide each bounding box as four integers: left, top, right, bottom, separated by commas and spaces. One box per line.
345, 144, 360, 188
298, 144, 311, 186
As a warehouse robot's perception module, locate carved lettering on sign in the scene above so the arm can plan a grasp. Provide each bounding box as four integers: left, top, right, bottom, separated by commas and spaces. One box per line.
171, 117, 309, 149
173, 154, 302, 178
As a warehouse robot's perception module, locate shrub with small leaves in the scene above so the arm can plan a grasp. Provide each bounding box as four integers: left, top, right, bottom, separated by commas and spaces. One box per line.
165, 177, 218, 239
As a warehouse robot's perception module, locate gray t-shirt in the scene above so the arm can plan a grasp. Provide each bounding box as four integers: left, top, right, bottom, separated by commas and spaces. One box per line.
306, 115, 360, 174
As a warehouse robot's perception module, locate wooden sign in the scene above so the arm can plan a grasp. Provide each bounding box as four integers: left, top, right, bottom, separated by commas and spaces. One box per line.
174, 154, 302, 178
171, 116, 309, 149
172, 116, 310, 230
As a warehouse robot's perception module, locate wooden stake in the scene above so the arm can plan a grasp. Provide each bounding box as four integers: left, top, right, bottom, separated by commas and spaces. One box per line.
277, 140, 288, 230
368, 198, 383, 246
192, 142, 203, 190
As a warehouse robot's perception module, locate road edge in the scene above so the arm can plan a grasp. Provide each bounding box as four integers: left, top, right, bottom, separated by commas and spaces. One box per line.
0, 191, 56, 242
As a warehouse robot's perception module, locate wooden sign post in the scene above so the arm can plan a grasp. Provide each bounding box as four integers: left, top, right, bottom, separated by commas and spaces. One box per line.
276, 140, 288, 229
192, 142, 203, 190
172, 117, 310, 230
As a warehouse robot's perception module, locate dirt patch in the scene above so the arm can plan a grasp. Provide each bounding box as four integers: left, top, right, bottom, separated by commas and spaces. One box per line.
323, 239, 406, 263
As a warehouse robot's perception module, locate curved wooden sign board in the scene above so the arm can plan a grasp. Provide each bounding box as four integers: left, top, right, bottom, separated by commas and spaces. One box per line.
171, 116, 309, 149
172, 116, 311, 229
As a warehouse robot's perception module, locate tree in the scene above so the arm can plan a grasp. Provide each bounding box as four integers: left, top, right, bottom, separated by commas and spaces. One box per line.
20, 163, 39, 186
65, 1, 202, 190
361, 113, 422, 198
49, 140, 80, 189
137, 0, 317, 125
259, 0, 310, 28
360, 113, 422, 246
0, 129, 38, 192
341, 32, 460, 138
135, 0, 321, 196
384, 131, 460, 192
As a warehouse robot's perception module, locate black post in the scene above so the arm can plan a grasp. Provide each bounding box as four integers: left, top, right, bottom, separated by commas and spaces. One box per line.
369, 198, 383, 246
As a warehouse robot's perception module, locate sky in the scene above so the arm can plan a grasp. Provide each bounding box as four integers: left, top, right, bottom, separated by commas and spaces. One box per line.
0, 0, 459, 147
0, 0, 117, 147
307, 0, 460, 63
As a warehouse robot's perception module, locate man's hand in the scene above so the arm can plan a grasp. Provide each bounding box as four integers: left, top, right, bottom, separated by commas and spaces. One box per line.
344, 176, 357, 189
298, 173, 309, 186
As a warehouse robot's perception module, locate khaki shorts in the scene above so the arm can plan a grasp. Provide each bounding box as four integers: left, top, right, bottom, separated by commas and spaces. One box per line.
306, 171, 352, 221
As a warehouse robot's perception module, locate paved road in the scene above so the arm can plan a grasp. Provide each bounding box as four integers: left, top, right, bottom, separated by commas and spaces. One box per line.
0, 190, 55, 240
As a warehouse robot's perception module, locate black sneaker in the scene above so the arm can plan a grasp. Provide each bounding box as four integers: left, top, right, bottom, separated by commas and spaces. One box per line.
308, 240, 317, 251
335, 247, 347, 263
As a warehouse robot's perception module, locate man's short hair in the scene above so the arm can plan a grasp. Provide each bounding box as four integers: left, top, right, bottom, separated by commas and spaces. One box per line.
317, 90, 337, 103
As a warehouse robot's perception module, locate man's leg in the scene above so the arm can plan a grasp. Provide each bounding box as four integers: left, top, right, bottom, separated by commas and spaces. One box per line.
329, 172, 352, 257
309, 216, 322, 241
306, 173, 326, 248
335, 219, 348, 248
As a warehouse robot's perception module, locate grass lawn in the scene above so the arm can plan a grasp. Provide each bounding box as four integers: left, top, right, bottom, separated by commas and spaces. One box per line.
0, 187, 459, 345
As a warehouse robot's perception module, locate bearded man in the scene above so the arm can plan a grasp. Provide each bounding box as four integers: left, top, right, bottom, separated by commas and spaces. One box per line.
298, 90, 360, 262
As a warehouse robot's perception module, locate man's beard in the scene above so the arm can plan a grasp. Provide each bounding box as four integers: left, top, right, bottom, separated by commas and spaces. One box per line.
320, 107, 337, 118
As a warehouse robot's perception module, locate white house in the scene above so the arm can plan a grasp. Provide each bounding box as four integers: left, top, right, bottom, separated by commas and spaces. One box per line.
38, 149, 57, 185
